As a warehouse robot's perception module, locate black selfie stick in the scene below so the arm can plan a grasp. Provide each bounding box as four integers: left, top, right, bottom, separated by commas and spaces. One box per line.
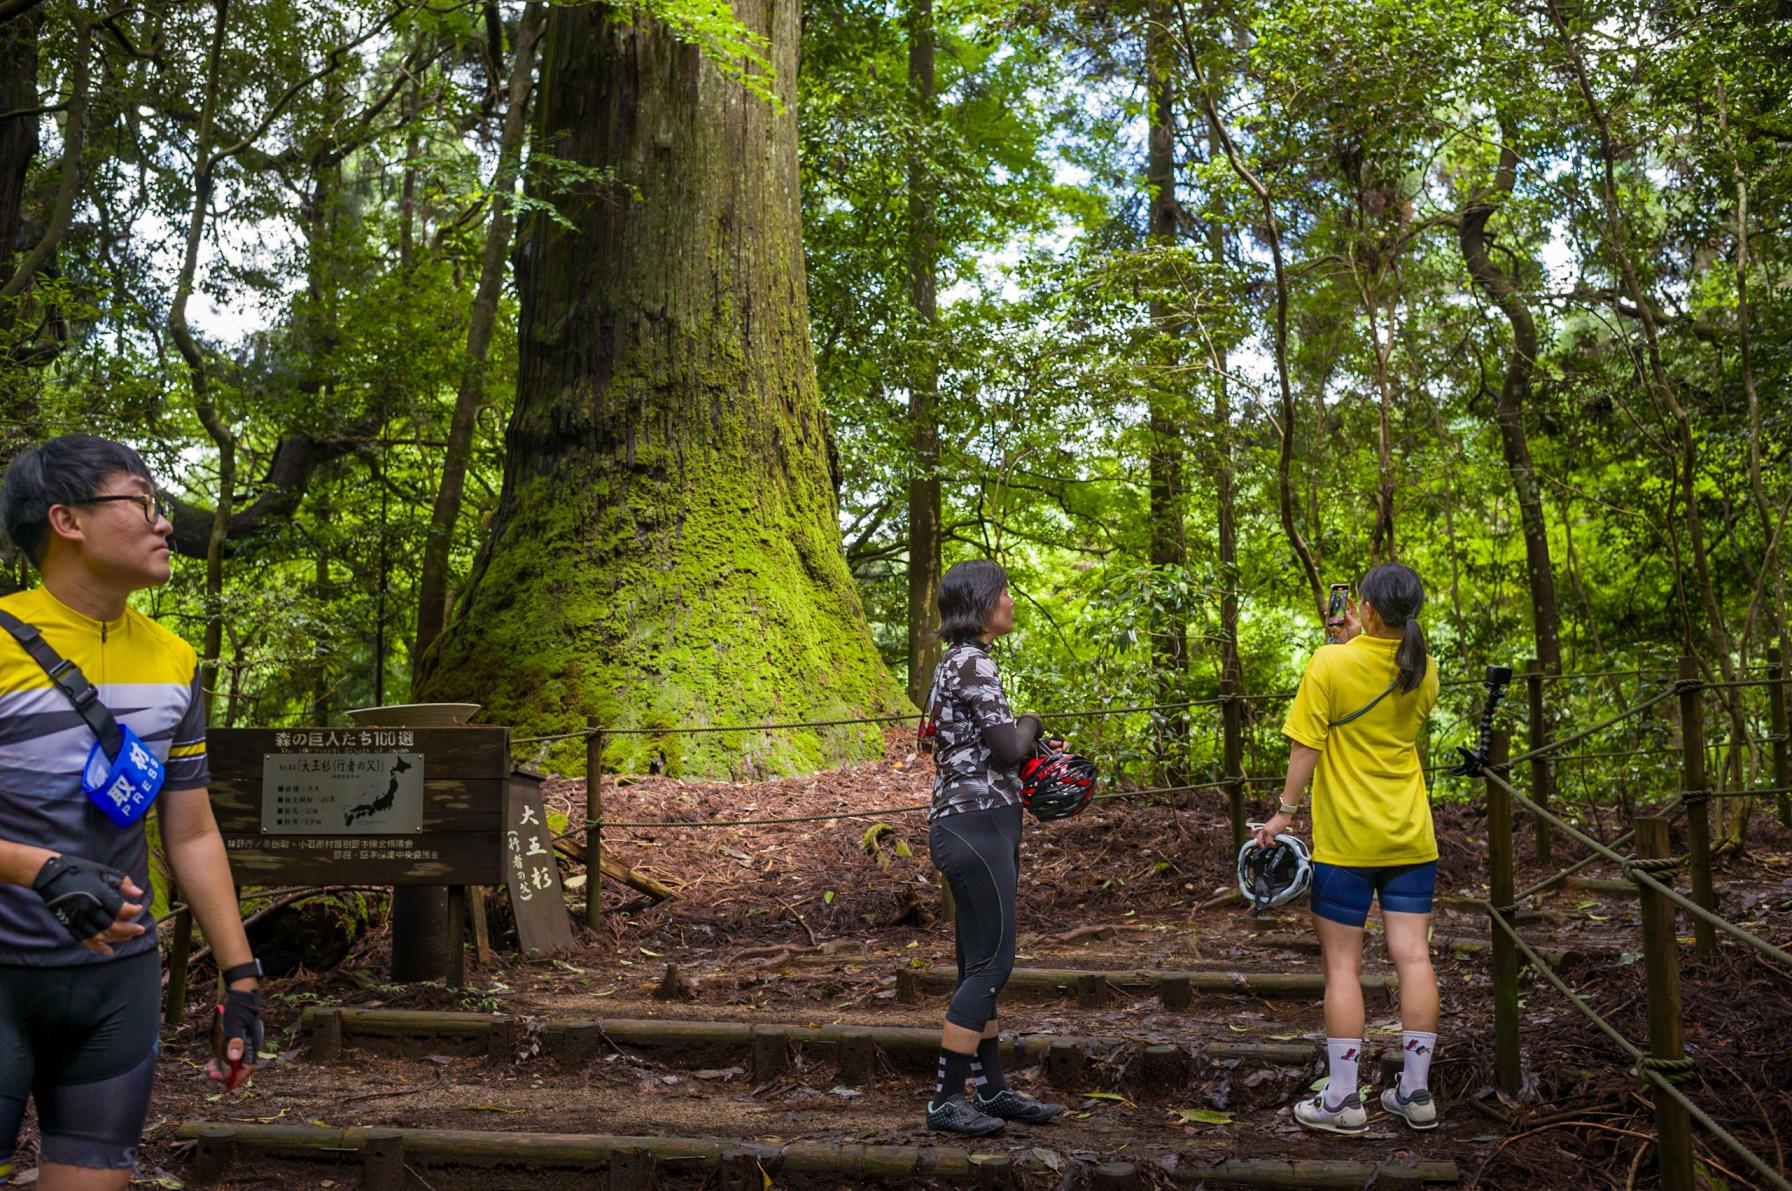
1449, 664, 1514, 778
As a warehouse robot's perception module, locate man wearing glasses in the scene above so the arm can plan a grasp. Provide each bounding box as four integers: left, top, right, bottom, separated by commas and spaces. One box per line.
0, 435, 262, 1191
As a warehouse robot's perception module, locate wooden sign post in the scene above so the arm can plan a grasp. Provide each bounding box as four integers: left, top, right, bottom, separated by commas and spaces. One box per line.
504, 768, 575, 956
208, 726, 513, 987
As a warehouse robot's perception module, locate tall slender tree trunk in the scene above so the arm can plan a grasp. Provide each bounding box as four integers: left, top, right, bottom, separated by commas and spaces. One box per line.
1, 9, 84, 305
1714, 77, 1786, 656
0, 7, 42, 462
0, 10, 39, 291
1352, 267, 1397, 563
416, 0, 900, 776
169, 0, 235, 705
1207, 120, 1241, 775
1145, 2, 1186, 783
1195, 76, 1324, 623
412, 3, 543, 682
903, 0, 941, 711
1457, 132, 1561, 674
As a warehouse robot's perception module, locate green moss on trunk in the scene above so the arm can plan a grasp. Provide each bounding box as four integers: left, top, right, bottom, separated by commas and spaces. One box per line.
416, 0, 902, 776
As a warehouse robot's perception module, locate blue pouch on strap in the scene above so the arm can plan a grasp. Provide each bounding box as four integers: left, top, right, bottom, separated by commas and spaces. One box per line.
82, 724, 165, 828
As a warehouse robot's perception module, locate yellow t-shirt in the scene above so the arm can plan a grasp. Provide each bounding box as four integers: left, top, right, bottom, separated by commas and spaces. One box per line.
1281, 634, 1439, 867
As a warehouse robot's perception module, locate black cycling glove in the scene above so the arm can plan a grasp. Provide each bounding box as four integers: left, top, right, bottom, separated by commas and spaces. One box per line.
31, 854, 130, 943
212, 988, 265, 1090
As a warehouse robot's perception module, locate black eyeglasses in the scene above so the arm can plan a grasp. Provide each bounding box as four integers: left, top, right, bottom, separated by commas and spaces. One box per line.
75, 492, 162, 525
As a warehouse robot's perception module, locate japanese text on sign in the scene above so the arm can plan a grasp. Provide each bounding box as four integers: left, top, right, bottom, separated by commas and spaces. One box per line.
260, 752, 425, 835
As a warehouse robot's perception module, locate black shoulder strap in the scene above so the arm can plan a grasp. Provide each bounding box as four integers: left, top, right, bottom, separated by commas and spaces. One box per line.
1328, 675, 1402, 728
0, 608, 125, 759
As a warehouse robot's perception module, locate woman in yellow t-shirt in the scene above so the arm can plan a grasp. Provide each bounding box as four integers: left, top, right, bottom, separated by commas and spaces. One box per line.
1254, 563, 1442, 1136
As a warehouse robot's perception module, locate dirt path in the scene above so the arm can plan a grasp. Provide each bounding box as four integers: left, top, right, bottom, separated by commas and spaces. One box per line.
12, 734, 1787, 1188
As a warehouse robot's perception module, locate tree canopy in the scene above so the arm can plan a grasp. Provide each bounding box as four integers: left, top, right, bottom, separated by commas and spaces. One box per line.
1, 0, 1785, 811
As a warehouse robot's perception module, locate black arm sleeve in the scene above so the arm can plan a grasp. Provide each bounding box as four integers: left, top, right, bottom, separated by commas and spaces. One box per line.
983, 715, 1042, 769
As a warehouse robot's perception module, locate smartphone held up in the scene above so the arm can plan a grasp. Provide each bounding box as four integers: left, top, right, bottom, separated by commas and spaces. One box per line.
1325, 583, 1350, 645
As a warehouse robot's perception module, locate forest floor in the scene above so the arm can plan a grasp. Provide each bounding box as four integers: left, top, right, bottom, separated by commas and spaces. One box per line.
22, 730, 1791, 1189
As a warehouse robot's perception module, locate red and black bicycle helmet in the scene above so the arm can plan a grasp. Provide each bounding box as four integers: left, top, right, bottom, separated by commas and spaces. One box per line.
1020, 742, 1097, 821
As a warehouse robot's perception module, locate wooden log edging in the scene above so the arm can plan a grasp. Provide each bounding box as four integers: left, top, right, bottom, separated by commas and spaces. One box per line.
299, 1007, 1404, 1081
910, 965, 1395, 1001
1247, 931, 1602, 966
177, 1122, 976, 1182
176, 1122, 1458, 1187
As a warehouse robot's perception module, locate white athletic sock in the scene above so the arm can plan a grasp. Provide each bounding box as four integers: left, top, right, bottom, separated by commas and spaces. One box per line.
1400, 1031, 1437, 1094
1323, 1038, 1363, 1110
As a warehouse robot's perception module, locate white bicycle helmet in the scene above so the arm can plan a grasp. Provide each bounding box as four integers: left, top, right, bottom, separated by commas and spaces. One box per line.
1236, 830, 1314, 916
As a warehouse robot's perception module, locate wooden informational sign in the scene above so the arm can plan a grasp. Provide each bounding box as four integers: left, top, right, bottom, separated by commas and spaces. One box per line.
505, 768, 575, 955
210, 727, 506, 886
262, 752, 425, 833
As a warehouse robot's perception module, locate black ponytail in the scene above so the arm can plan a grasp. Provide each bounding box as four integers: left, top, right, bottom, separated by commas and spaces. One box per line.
1358, 563, 1428, 693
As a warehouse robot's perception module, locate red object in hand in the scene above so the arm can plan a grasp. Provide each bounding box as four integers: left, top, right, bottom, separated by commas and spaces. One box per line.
210, 1003, 249, 1090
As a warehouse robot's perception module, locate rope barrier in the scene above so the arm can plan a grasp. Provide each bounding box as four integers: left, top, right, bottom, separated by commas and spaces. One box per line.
512, 695, 1245, 746
1620, 855, 1680, 882
570, 802, 932, 832
1543, 668, 1672, 683
559, 775, 1243, 835
1486, 770, 1792, 969
1510, 794, 1685, 901
1642, 1069, 1792, 1191
1504, 687, 1679, 767
508, 663, 1752, 750
1549, 746, 1677, 765
1482, 896, 1792, 1191
1701, 678, 1786, 691
1482, 899, 1647, 1059
1635, 1055, 1695, 1081
514, 711, 923, 746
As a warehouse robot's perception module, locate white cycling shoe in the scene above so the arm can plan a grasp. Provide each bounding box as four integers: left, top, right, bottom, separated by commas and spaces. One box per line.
1293, 1090, 1367, 1135
1380, 1081, 1439, 1130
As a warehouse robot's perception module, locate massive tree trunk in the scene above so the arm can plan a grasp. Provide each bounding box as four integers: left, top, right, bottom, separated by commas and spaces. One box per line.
903, 0, 941, 711
415, 0, 901, 776
1145, 2, 1187, 785
1457, 132, 1561, 674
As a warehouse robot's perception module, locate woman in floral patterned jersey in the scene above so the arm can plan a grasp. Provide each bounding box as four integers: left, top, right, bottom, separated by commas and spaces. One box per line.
921, 559, 1066, 1136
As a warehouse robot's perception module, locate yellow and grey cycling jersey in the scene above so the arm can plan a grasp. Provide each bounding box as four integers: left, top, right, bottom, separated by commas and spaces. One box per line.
0, 585, 209, 966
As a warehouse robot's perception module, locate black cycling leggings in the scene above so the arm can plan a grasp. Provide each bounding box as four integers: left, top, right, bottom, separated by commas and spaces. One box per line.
930, 803, 1022, 1031
0, 948, 161, 1174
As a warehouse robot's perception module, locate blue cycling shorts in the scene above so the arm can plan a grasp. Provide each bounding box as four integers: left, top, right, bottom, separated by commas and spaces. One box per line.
1310, 860, 1437, 928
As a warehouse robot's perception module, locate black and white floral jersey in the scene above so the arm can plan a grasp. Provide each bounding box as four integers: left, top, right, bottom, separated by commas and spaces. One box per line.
927, 641, 1024, 820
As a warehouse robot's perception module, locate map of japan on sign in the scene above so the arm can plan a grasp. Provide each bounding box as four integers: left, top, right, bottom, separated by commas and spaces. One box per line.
260, 752, 425, 834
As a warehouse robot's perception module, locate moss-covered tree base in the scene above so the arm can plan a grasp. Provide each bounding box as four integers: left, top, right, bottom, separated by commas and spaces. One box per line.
415, 0, 902, 777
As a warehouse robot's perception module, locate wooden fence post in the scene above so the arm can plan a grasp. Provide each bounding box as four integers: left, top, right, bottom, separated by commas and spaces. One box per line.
1769, 642, 1789, 830
1677, 656, 1715, 955
164, 892, 193, 1027
1525, 659, 1553, 866
586, 718, 605, 936
1633, 815, 1694, 1191
1485, 729, 1522, 1094
1222, 686, 1245, 855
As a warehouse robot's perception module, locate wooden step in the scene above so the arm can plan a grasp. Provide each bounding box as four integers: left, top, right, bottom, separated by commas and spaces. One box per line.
1248, 931, 1605, 967
177, 1121, 1460, 1188
300, 1006, 1405, 1085
898, 965, 1393, 1006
